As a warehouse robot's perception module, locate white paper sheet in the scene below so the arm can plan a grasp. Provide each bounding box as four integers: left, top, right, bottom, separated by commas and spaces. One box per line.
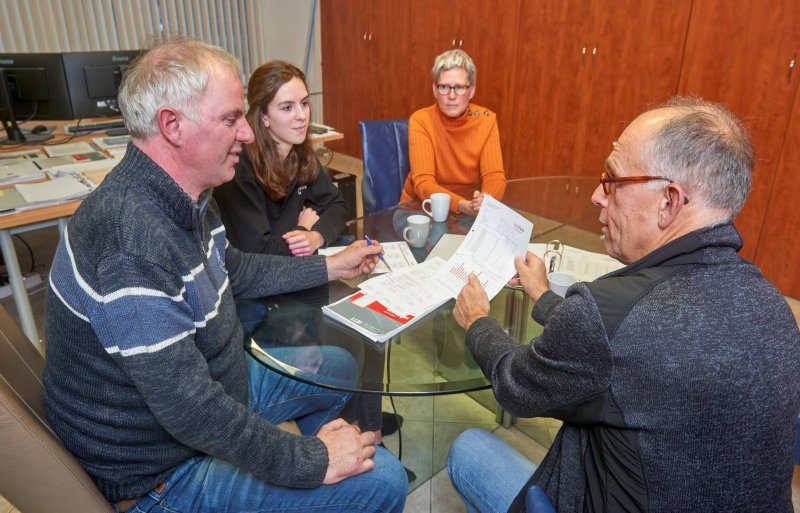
434, 195, 533, 300
528, 243, 624, 282
319, 241, 417, 274
357, 257, 450, 317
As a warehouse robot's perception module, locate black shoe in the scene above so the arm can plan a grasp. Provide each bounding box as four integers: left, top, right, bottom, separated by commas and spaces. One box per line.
380, 411, 404, 437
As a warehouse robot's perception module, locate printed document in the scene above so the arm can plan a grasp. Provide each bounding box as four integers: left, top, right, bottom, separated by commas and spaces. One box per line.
434, 195, 533, 300
319, 241, 417, 274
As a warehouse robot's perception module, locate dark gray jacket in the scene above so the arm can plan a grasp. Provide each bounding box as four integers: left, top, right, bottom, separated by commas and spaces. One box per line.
467, 223, 800, 513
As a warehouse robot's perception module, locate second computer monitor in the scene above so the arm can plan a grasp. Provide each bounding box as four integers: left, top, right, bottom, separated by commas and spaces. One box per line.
61, 50, 143, 119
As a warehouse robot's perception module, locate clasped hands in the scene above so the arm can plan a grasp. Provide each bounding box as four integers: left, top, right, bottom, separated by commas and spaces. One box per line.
453, 251, 550, 331
457, 190, 485, 215
284, 207, 325, 256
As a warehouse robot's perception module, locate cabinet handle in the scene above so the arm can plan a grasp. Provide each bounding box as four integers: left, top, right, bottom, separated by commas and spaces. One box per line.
363, 33, 368, 41
581, 46, 587, 63
452, 38, 456, 46
368, 33, 372, 41
789, 53, 797, 84
459, 39, 463, 46
592, 46, 597, 64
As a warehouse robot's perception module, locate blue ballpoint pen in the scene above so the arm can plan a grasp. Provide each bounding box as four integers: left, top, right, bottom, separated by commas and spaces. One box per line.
365, 235, 392, 272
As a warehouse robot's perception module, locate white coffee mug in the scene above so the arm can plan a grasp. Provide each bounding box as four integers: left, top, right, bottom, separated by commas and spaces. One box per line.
547, 271, 577, 298
402, 214, 431, 248
422, 192, 450, 222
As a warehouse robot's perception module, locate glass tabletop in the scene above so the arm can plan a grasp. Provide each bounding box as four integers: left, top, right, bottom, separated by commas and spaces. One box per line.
243, 176, 607, 396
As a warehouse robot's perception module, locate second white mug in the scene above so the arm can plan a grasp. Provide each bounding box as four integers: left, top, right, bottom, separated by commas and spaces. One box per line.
422, 192, 450, 222
402, 214, 431, 248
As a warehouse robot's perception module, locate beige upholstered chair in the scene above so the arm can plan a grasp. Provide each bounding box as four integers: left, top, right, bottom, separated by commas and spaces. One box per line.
0, 304, 113, 513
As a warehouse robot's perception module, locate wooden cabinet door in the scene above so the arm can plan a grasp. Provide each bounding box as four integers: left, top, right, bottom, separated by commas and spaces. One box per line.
678, 0, 800, 261
581, 0, 691, 177
457, 0, 521, 170
754, 91, 800, 297
566, 0, 691, 230
509, 0, 593, 182
320, 0, 371, 156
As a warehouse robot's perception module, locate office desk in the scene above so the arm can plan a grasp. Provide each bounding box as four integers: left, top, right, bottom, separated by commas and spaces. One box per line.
0, 122, 103, 349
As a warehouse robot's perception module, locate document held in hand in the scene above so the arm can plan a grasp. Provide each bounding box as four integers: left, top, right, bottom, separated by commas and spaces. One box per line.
434, 194, 533, 300
322, 257, 451, 342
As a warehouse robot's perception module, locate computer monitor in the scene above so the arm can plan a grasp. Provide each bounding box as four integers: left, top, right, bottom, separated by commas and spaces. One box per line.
61, 50, 143, 119
0, 53, 73, 145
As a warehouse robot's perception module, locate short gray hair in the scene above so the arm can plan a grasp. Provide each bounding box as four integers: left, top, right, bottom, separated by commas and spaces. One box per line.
431, 49, 476, 84
639, 97, 753, 220
118, 37, 242, 139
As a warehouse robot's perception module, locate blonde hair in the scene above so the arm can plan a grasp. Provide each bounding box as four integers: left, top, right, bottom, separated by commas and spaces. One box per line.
431, 49, 476, 84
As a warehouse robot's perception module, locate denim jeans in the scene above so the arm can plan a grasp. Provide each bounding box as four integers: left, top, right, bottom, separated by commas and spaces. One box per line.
125, 351, 407, 513
448, 428, 537, 513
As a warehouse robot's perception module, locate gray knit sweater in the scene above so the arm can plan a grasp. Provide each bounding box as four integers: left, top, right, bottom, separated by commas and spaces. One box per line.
43, 144, 332, 501
467, 223, 800, 513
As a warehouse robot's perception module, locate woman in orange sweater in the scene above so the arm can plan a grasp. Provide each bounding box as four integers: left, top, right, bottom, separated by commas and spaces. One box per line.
399, 49, 507, 215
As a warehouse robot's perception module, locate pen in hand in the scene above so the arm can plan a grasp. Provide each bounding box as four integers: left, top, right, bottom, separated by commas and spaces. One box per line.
365, 235, 392, 272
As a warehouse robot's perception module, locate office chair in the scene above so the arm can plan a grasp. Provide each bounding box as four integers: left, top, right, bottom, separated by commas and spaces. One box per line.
358, 119, 410, 214
526, 485, 556, 513
0, 304, 113, 513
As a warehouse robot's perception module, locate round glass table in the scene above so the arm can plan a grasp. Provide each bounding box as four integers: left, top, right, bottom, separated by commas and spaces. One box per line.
242, 176, 607, 396
240, 176, 609, 490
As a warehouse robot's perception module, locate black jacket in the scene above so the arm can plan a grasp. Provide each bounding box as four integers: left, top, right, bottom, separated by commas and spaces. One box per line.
214, 152, 348, 255
467, 223, 800, 513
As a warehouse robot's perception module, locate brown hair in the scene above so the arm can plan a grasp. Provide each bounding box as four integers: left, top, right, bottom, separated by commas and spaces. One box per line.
245, 60, 319, 200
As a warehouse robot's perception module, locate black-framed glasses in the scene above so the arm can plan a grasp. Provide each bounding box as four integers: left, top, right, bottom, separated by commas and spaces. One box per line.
600, 171, 673, 195
436, 84, 471, 96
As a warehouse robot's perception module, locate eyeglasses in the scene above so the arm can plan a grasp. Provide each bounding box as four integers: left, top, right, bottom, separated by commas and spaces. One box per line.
436, 84, 471, 96
599, 170, 673, 195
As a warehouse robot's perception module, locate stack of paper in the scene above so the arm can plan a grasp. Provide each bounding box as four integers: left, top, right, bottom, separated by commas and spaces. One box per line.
322, 257, 451, 342
319, 241, 417, 274
527, 243, 623, 282
0, 161, 46, 185
15, 176, 93, 205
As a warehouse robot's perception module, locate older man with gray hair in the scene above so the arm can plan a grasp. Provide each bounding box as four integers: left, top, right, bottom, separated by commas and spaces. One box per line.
43, 37, 407, 513
448, 97, 800, 513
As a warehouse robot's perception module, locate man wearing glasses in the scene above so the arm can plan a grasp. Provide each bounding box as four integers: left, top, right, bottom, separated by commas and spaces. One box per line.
399, 49, 507, 215
448, 97, 800, 513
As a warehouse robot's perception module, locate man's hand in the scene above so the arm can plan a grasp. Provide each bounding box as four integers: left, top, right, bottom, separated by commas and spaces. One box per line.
453, 274, 491, 331
508, 252, 549, 302
326, 239, 381, 280
283, 230, 325, 256
297, 207, 320, 230
317, 419, 376, 484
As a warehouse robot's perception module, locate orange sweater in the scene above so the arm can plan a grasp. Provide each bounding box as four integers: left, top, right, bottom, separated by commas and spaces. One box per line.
400, 103, 507, 212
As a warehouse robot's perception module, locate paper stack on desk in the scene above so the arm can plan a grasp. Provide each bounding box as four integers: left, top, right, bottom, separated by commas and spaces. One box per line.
0, 160, 46, 185
322, 257, 451, 342
15, 176, 93, 205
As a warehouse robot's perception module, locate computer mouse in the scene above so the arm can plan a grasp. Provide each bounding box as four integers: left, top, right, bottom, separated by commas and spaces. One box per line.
31, 125, 48, 134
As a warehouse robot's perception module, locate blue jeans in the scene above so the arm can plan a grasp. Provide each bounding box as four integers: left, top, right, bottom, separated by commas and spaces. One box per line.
126, 351, 407, 513
448, 428, 537, 513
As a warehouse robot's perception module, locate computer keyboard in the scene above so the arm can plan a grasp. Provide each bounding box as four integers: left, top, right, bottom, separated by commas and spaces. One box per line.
65, 119, 126, 135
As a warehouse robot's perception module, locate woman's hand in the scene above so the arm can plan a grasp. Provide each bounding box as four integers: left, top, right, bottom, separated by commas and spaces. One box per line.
283, 230, 325, 256
297, 207, 320, 230
457, 191, 484, 215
